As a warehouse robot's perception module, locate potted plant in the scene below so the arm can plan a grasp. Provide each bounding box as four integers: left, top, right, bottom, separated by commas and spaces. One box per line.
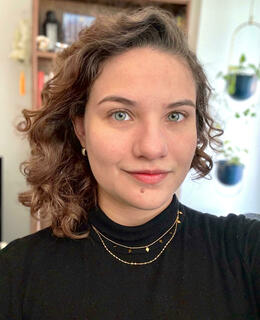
216, 140, 248, 186
218, 54, 260, 100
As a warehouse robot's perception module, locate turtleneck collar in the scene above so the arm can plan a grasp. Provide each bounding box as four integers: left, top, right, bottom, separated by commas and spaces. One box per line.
88, 194, 180, 247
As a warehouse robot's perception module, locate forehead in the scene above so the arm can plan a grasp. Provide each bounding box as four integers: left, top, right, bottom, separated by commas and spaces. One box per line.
89, 47, 196, 104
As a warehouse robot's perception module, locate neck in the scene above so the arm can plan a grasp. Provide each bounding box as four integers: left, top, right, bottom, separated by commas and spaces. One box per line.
97, 193, 174, 227
88, 194, 179, 247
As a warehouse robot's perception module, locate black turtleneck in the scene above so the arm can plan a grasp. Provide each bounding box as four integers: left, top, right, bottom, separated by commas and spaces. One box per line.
0, 196, 260, 319
88, 195, 180, 265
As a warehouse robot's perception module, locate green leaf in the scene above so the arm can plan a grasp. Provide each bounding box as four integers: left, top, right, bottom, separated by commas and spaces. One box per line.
239, 54, 246, 65
243, 108, 250, 116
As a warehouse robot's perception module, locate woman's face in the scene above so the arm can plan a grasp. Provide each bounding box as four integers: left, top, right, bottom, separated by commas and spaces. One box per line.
74, 47, 197, 225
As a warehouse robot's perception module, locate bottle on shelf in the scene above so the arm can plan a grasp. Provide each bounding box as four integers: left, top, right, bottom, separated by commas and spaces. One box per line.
43, 11, 60, 51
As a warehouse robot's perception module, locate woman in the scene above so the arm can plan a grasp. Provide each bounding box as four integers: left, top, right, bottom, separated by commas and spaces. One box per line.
1, 6, 259, 319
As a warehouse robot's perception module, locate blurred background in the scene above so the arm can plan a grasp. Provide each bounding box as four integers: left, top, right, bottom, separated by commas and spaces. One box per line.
1, 0, 260, 244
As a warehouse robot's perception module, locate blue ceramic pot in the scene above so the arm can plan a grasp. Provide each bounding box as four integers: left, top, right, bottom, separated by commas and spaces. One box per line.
217, 160, 244, 186
229, 74, 257, 100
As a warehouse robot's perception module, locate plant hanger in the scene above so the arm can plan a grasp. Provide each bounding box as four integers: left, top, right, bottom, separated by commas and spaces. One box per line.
228, 0, 260, 70
223, 0, 260, 100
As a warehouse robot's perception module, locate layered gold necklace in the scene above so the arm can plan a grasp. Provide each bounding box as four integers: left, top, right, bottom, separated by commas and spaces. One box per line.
91, 210, 183, 266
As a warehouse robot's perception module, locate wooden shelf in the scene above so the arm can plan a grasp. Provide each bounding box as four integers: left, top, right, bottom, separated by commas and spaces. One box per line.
37, 50, 57, 60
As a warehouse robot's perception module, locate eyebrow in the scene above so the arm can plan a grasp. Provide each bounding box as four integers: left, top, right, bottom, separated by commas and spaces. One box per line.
97, 95, 196, 109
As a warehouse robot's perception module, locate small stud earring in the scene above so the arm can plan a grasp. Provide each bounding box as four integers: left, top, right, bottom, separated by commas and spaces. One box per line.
82, 148, 87, 156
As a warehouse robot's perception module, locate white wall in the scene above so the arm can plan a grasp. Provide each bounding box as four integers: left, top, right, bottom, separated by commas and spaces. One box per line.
181, 0, 260, 216
0, 0, 32, 242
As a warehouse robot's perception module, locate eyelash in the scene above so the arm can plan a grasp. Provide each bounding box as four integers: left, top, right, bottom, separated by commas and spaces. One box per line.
108, 109, 186, 122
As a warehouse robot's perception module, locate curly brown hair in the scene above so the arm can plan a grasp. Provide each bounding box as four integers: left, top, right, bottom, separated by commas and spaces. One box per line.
18, 6, 222, 239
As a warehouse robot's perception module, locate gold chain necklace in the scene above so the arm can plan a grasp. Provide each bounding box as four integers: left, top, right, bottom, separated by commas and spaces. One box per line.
91, 210, 183, 266
92, 210, 182, 251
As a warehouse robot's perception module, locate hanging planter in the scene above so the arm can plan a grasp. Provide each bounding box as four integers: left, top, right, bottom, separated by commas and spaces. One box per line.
226, 73, 257, 100
220, 1, 260, 101
217, 160, 244, 185
218, 54, 260, 100
216, 141, 248, 186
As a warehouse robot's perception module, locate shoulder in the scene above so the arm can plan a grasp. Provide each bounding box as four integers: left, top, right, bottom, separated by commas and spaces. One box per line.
0, 227, 61, 267
180, 202, 260, 239
181, 203, 260, 235
0, 226, 89, 269
180, 203, 260, 269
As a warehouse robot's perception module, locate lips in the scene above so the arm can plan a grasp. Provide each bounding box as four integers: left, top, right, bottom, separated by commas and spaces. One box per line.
127, 172, 169, 184
129, 170, 169, 174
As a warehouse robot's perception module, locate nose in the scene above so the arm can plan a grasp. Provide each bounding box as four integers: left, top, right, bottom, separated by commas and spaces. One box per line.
132, 120, 168, 160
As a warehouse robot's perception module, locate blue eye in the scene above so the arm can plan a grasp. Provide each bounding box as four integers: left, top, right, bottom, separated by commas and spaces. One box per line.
110, 110, 185, 122
112, 111, 130, 121
168, 112, 184, 122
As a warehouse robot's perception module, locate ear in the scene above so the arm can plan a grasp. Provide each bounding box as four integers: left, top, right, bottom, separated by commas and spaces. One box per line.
72, 116, 86, 147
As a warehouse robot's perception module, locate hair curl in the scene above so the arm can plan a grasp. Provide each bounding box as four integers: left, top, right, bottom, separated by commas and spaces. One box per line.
17, 6, 223, 239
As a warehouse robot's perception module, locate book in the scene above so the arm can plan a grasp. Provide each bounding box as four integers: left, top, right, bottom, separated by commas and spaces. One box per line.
62, 12, 96, 45
37, 71, 45, 108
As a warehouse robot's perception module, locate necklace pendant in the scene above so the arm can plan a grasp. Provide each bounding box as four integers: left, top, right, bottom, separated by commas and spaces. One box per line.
145, 247, 150, 252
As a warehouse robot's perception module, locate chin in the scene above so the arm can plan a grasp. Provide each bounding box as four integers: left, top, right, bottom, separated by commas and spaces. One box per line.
126, 192, 173, 210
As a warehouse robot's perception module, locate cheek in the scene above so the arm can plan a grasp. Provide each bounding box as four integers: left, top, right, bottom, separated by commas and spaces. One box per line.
171, 129, 197, 164
85, 125, 128, 166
